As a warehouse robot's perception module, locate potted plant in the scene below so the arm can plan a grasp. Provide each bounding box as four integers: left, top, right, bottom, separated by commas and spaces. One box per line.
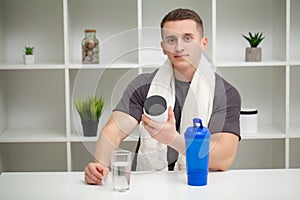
23, 46, 35, 65
242, 32, 265, 62
75, 95, 104, 137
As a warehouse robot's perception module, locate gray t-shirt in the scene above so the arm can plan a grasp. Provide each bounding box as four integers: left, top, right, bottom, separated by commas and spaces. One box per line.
114, 69, 241, 170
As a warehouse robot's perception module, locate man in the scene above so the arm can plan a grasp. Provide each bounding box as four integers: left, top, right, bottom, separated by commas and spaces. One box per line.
84, 8, 241, 184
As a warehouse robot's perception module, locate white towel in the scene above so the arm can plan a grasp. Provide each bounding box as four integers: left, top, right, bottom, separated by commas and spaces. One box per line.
136, 53, 215, 171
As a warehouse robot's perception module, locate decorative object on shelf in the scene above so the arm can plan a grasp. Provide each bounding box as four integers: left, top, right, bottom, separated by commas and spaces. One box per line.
23, 46, 35, 65
75, 95, 104, 136
242, 32, 265, 62
240, 108, 258, 134
82, 29, 99, 64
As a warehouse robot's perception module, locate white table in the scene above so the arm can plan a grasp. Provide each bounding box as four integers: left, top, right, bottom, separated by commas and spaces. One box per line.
0, 169, 300, 200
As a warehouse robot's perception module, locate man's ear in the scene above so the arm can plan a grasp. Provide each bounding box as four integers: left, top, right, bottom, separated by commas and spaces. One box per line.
200, 37, 208, 51
161, 41, 167, 55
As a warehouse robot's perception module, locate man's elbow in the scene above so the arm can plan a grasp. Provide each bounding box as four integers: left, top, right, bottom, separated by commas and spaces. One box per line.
210, 160, 232, 171
209, 154, 236, 171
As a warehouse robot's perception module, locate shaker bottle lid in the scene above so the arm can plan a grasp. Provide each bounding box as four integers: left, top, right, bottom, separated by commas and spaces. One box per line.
144, 95, 167, 116
184, 118, 210, 139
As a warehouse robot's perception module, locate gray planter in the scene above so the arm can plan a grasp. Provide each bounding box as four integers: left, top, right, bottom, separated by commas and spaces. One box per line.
81, 120, 99, 137
245, 47, 262, 62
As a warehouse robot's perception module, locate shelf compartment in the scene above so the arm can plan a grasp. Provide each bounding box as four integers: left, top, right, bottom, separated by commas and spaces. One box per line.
290, 66, 300, 134
70, 141, 95, 171
0, 69, 66, 136
0, 142, 67, 172
290, 0, 300, 62
216, 0, 286, 62
290, 138, 300, 168
231, 139, 285, 169
215, 59, 287, 68
0, 128, 66, 143
70, 140, 138, 171
67, 0, 138, 64
0, 0, 64, 64
218, 66, 286, 134
69, 68, 139, 138
0, 63, 65, 70
241, 125, 286, 140
141, 0, 212, 64
68, 63, 140, 69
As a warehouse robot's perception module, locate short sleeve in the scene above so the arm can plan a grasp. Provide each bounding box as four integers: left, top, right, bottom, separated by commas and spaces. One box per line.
113, 71, 157, 122
208, 74, 241, 140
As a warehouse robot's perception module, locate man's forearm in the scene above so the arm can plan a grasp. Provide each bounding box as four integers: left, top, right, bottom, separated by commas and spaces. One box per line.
208, 132, 239, 171
169, 133, 186, 155
94, 129, 120, 166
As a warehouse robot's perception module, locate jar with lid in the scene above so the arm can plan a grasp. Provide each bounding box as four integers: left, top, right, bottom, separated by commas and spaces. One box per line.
82, 29, 99, 64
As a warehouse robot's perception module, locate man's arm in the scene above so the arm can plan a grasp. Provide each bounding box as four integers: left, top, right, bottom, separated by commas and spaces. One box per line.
84, 111, 138, 184
209, 132, 239, 171
142, 107, 239, 171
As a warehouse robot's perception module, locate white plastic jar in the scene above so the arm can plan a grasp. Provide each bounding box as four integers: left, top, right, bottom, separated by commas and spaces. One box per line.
240, 108, 258, 134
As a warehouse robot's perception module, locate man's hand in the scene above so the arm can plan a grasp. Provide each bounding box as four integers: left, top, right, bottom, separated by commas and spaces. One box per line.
84, 162, 109, 185
142, 106, 177, 145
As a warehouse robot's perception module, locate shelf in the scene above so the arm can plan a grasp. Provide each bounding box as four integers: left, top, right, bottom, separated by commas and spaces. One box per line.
69, 132, 138, 142
216, 0, 286, 62
0, 0, 64, 64
215, 59, 287, 68
0, 128, 66, 143
67, 0, 138, 64
231, 138, 285, 169
0, 70, 66, 132
218, 66, 286, 133
68, 63, 139, 69
241, 125, 286, 140
290, 61, 300, 66
0, 63, 65, 70
0, 142, 67, 172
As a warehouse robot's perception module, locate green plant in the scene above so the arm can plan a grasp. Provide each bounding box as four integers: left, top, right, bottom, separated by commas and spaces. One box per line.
75, 95, 104, 121
242, 32, 265, 48
24, 46, 34, 55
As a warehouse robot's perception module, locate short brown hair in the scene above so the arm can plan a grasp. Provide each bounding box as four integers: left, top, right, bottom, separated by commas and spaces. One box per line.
160, 8, 204, 36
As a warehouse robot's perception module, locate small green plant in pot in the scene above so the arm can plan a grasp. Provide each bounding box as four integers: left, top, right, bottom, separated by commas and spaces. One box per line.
23, 46, 35, 65
75, 95, 104, 137
242, 32, 265, 62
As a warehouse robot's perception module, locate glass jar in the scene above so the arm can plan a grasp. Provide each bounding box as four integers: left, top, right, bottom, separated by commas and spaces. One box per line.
82, 29, 99, 64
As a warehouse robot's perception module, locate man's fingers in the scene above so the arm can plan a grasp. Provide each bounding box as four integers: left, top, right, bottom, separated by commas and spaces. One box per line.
84, 164, 104, 185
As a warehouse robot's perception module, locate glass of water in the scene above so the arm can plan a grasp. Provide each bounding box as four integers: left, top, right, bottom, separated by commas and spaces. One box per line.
111, 150, 132, 192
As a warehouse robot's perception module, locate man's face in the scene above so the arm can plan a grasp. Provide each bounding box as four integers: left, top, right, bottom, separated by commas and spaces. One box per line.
161, 19, 207, 71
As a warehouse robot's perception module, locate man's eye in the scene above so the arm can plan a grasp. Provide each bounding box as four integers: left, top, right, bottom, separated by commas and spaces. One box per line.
183, 35, 192, 42
167, 38, 177, 45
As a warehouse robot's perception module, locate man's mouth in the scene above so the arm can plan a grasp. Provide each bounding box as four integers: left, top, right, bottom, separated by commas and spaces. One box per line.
174, 54, 188, 58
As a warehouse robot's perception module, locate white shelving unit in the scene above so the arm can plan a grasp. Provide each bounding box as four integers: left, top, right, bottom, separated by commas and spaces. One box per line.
0, 0, 299, 172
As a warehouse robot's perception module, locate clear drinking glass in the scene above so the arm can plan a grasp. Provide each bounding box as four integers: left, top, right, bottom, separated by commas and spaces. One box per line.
111, 150, 132, 192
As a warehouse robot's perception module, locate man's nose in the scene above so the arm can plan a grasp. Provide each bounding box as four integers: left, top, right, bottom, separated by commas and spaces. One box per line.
175, 39, 184, 53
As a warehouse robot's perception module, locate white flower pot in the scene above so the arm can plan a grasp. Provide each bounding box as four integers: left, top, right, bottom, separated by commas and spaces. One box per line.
23, 55, 35, 65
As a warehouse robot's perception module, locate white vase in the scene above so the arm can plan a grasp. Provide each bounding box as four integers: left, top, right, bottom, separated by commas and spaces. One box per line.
23, 55, 35, 65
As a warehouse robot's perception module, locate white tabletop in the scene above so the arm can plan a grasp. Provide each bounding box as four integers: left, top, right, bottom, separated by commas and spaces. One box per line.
0, 169, 300, 200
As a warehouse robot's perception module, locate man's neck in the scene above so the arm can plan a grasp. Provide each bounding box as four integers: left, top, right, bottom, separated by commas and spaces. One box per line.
173, 64, 198, 82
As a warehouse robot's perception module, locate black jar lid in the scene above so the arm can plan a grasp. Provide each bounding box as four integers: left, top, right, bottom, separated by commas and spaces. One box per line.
240, 108, 258, 115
